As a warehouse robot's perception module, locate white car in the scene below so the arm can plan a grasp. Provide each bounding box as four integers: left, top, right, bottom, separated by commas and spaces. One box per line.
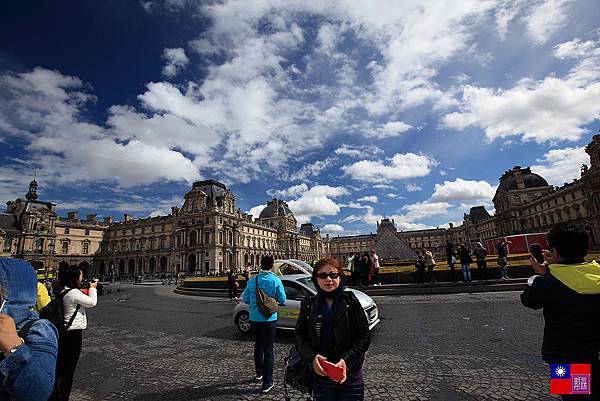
233, 274, 380, 334
271, 259, 313, 276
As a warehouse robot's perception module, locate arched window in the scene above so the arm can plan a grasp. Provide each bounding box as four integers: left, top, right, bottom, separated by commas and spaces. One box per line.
65, 227, 70, 235
85, 229, 90, 236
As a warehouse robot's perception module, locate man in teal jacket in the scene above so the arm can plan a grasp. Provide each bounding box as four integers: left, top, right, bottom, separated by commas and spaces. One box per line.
241, 255, 286, 394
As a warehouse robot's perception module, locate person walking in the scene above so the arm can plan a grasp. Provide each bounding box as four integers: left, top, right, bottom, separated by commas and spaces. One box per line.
521, 223, 600, 400
0, 258, 58, 401
423, 247, 436, 284
458, 244, 473, 282
474, 242, 488, 280
369, 248, 380, 286
51, 266, 97, 401
445, 241, 457, 282
497, 240, 512, 279
295, 257, 371, 401
241, 256, 286, 394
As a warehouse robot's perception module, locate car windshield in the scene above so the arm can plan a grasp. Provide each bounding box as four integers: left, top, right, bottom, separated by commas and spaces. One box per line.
297, 277, 316, 292
289, 259, 313, 273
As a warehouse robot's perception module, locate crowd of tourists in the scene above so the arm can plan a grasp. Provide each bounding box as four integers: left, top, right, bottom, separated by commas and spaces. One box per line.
345, 249, 380, 286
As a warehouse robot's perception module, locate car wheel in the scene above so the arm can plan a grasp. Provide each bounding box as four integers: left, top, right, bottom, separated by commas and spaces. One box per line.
236, 311, 251, 334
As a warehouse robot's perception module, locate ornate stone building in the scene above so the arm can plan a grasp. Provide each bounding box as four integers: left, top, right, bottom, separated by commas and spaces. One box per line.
93, 180, 330, 277
0, 180, 109, 277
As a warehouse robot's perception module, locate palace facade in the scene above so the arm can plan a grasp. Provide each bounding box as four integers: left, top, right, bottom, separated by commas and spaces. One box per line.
93, 180, 330, 277
0, 180, 109, 277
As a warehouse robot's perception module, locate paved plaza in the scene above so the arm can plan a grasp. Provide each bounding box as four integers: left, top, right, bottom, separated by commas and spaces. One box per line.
70, 284, 559, 401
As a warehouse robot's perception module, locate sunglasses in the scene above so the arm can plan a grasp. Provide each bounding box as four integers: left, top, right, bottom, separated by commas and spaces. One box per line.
316, 272, 340, 280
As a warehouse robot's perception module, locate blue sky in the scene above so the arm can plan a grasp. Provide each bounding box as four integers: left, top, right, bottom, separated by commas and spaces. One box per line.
1, 0, 599, 236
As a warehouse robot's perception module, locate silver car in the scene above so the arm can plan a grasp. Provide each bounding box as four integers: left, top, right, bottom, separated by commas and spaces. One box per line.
233, 274, 380, 334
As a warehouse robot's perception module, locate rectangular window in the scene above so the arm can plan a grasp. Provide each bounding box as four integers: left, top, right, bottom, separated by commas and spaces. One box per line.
2, 234, 12, 252
62, 242, 69, 254
83, 242, 89, 254
205, 232, 210, 244
219, 231, 223, 244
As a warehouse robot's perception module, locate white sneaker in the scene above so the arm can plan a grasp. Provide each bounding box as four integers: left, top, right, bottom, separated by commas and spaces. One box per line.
262, 383, 274, 394
255, 375, 263, 382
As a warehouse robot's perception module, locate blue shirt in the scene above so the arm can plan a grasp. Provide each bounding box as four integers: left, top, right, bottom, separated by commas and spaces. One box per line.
241, 271, 286, 322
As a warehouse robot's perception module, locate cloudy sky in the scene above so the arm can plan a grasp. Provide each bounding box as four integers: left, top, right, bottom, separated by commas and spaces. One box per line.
1, 0, 599, 235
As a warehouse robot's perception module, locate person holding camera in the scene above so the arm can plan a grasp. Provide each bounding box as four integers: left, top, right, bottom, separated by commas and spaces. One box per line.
51, 266, 98, 401
521, 223, 600, 400
0, 258, 58, 401
294, 257, 371, 400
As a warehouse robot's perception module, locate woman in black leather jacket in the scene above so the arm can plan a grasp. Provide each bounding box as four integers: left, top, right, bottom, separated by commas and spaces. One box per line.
294, 257, 370, 401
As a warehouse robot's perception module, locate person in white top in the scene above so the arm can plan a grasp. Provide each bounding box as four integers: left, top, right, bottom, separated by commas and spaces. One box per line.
50, 266, 97, 401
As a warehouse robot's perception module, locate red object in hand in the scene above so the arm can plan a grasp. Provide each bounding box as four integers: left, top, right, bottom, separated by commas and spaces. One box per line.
80, 289, 89, 295
321, 360, 344, 382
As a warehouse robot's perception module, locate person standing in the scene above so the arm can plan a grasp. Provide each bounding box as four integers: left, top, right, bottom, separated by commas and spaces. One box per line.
36, 280, 51, 311
497, 240, 512, 279
415, 254, 425, 284
369, 248, 380, 286
0, 258, 58, 401
227, 270, 239, 300
241, 256, 286, 394
359, 253, 371, 286
295, 257, 371, 401
351, 253, 362, 286
521, 223, 600, 400
423, 247, 436, 284
474, 242, 488, 280
52, 266, 97, 401
446, 241, 456, 282
458, 244, 473, 282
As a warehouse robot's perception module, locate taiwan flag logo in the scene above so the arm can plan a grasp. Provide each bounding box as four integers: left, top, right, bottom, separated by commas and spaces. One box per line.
550, 364, 591, 395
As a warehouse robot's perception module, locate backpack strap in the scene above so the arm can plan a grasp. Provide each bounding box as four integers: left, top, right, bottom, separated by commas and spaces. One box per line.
60, 288, 82, 331
18, 319, 36, 339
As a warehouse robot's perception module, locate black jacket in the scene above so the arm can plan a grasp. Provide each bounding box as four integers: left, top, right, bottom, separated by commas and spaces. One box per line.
521, 261, 600, 364
294, 291, 370, 380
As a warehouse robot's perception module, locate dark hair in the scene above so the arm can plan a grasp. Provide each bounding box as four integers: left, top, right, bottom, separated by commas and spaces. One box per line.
311, 257, 345, 286
260, 255, 274, 270
59, 266, 82, 289
547, 223, 589, 261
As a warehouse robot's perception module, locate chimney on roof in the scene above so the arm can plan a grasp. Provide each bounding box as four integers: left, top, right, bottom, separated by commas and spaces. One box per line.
103, 216, 113, 224
123, 213, 132, 222
67, 211, 79, 221
86, 214, 97, 223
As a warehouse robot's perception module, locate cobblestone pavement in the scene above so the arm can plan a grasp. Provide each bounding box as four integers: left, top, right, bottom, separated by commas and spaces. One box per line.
70, 285, 559, 400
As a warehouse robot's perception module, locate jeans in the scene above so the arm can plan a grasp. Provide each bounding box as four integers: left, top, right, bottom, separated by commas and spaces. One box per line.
476, 260, 487, 279
461, 263, 472, 281
251, 320, 277, 388
313, 378, 364, 401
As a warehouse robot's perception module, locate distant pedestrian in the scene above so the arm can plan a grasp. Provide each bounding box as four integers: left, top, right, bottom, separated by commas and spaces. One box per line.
227, 270, 239, 300
360, 252, 371, 286
294, 257, 371, 401
243, 264, 251, 282
241, 256, 286, 394
446, 241, 456, 282
474, 242, 488, 280
370, 248, 380, 286
423, 247, 436, 284
351, 253, 361, 286
415, 254, 425, 284
458, 244, 473, 282
497, 240, 512, 279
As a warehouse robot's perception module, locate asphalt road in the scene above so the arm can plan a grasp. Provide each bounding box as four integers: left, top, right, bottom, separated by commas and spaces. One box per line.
70, 284, 559, 400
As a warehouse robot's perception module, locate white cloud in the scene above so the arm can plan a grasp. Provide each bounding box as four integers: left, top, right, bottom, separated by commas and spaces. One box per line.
287, 185, 350, 224
357, 195, 378, 203
334, 144, 384, 158
364, 121, 412, 139
405, 183, 422, 192
525, 0, 574, 44
343, 153, 437, 183
442, 33, 600, 144
282, 158, 333, 181
267, 183, 308, 198
530, 146, 589, 186
401, 201, 453, 221
162, 47, 189, 78
321, 224, 345, 234
429, 178, 496, 202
